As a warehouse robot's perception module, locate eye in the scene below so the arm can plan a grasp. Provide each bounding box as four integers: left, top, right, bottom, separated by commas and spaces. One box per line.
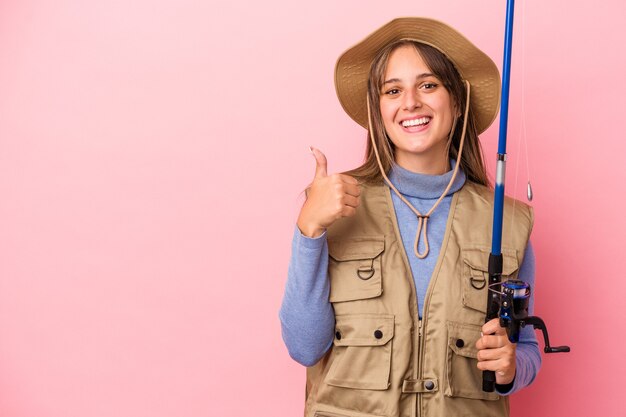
384, 88, 400, 96
421, 82, 438, 90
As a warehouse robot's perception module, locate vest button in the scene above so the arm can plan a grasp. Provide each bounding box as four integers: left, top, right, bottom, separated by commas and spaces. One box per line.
424, 380, 435, 390
374, 330, 383, 339
335, 331, 342, 340
456, 338, 465, 348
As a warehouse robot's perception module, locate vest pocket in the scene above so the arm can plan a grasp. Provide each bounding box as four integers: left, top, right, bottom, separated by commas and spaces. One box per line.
328, 237, 385, 303
324, 314, 394, 390
461, 247, 520, 313
444, 321, 500, 400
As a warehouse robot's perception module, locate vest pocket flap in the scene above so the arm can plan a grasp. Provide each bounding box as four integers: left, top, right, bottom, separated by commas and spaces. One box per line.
334, 314, 394, 346
328, 237, 385, 261
461, 247, 520, 314
462, 247, 519, 276
328, 236, 385, 303
446, 321, 480, 358
325, 313, 394, 390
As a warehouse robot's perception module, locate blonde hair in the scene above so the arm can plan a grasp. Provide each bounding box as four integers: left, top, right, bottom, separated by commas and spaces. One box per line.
345, 40, 490, 187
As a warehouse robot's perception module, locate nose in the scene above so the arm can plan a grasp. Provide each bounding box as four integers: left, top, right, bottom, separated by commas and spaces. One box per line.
402, 90, 421, 111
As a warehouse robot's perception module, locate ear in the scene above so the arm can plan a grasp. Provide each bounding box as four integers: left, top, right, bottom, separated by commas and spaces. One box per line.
453, 100, 462, 118
448, 97, 461, 119
451, 105, 461, 122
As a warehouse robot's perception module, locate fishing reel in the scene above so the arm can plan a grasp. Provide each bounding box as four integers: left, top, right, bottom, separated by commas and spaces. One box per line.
495, 280, 570, 353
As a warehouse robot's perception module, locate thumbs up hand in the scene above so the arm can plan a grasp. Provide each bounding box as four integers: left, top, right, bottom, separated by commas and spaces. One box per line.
297, 147, 361, 238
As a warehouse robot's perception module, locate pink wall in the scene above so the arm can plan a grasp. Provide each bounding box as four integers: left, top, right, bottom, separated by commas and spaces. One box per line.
0, 0, 623, 416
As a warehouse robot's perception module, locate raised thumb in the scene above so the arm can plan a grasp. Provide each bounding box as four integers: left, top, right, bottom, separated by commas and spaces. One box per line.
310, 146, 328, 179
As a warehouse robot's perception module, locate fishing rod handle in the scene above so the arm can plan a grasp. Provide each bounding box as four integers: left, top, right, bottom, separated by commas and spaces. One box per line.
483, 371, 496, 393
482, 253, 504, 392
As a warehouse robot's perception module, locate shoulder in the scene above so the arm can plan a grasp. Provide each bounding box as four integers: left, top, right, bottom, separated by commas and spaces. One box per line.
459, 181, 534, 231
360, 180, 386, 195
463, 181, 532, 212
325, 180, 390, 240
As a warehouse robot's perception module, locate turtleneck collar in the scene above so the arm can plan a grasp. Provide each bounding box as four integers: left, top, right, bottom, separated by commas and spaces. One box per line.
387, 160, 466, 199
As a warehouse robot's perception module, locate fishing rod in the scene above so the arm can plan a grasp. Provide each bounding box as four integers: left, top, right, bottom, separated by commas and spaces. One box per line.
482, 0, 570, 393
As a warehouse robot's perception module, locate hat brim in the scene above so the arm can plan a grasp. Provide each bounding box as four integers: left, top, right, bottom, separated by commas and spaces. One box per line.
335, 17, 501, 134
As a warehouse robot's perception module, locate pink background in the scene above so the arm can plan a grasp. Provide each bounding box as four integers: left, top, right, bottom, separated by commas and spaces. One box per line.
0, 0, 624, 416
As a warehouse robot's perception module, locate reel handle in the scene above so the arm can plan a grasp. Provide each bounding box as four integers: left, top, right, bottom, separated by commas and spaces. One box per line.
545, 346, 571, 353
522, 316, 571, 354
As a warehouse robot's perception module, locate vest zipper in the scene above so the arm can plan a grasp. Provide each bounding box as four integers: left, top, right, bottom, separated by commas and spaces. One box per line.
417, 316, 425, 417
417, 318, 423, 378
383, 186, 426, 417
416, 207, 453, 416
417, 191, 463, 417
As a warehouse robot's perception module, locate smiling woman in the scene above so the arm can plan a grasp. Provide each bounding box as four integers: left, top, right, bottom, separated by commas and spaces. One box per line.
361, 39, 490, 187
379, 44, 457, 174
279, 17, 541, 417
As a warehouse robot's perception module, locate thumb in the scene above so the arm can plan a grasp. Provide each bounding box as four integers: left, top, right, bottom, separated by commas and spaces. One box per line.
310, 146, 328, 179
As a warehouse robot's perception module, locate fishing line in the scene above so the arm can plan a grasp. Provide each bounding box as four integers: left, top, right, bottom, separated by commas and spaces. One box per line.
508, 0, 531, 245
520, 0, 532, 204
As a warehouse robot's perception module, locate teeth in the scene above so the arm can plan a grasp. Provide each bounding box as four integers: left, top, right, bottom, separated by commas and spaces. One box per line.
402, 117, 430, 127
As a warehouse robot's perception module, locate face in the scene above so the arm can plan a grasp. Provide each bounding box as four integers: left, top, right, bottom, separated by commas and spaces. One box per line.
379, 45, 456, 174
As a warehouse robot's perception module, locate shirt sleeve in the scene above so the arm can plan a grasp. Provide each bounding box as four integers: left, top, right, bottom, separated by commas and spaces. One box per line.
496, 240, 542, 395
278, 225, 335, 366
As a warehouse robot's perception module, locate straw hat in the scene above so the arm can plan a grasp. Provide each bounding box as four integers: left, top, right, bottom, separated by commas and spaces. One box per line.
335, 17, 501, 134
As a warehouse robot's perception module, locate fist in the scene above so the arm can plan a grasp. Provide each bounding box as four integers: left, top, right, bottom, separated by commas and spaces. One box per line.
475, 318, 517, 385
296, 147, 361, 238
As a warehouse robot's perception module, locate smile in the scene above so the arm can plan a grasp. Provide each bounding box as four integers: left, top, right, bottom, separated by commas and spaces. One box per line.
401, 117, 431, 128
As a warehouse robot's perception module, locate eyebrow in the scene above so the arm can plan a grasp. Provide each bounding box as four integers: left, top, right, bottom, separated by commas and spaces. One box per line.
382, 73, 436, 85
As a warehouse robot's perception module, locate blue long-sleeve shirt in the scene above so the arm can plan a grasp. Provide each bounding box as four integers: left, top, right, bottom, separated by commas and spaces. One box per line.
279, 164, 541, 395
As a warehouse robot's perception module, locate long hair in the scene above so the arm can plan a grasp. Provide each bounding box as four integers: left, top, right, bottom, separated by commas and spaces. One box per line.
344, 40, 490, 187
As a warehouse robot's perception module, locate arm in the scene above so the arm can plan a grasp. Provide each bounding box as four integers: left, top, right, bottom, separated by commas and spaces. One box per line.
280, 147, 361, 366
278, 226, 335, 367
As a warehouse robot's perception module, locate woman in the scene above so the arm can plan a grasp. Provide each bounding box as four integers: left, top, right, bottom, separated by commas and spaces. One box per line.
280, 17, 541, 417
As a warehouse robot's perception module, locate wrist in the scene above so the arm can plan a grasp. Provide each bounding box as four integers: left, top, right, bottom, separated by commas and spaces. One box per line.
297, 220, 325, 238
495, 371, 516, 394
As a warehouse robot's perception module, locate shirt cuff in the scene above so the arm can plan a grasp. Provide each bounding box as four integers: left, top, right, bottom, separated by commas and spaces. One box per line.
294, 225, 327, 249
495, 372, 516, 395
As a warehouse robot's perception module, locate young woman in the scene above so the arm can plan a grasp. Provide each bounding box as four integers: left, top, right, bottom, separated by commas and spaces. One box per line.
280, 17, 541, 417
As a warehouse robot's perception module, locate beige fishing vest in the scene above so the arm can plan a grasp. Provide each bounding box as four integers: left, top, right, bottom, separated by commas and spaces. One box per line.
304, 180, 533, 417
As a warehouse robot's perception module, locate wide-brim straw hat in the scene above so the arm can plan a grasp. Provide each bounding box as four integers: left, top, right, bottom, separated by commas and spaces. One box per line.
335, 17, 501, 134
